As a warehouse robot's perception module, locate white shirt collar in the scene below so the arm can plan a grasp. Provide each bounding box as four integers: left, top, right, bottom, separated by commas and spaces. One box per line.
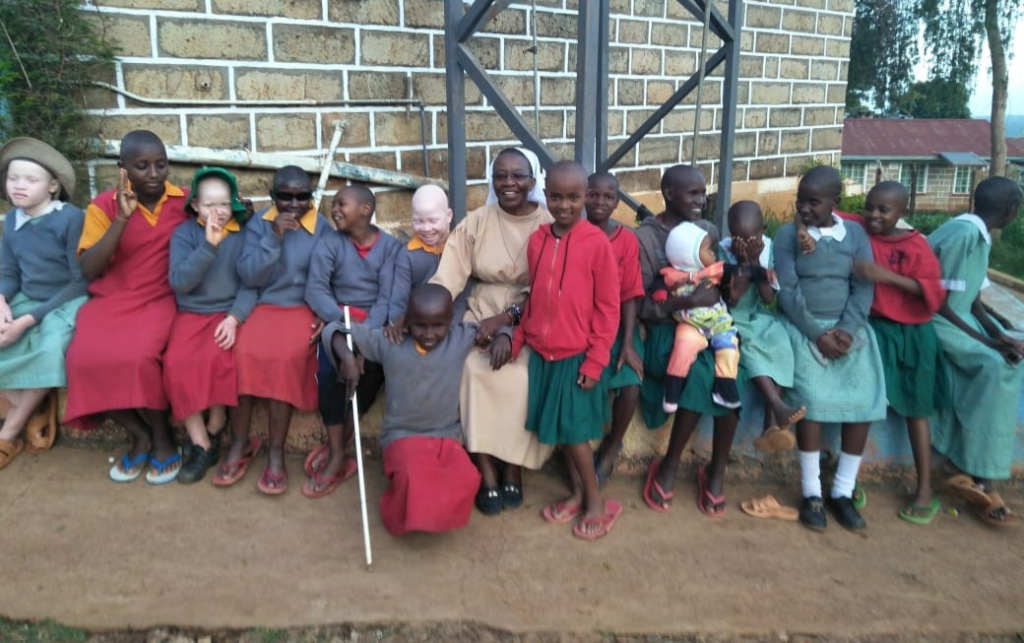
14, 200, 65, 231
807, 212, 846, 242
953, 213, 992, 245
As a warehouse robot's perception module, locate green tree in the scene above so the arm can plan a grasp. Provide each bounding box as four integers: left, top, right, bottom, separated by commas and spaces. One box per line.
846, 0, 921, 113
0, 0, 115, 199
920, 0, 1019, 174
892, 78, 972, 118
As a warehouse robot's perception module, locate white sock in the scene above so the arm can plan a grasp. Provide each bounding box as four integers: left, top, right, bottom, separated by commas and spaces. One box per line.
799, 450, 821, 498
831, 452, 864, 499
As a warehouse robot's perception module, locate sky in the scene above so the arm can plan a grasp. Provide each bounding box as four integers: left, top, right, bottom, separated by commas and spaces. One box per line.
916, 19, 1024, 117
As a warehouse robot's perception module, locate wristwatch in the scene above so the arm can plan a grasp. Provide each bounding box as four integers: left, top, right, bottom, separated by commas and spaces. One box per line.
504, 304, 522, 326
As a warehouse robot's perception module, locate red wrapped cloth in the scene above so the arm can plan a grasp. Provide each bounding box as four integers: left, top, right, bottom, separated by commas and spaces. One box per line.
163, 312, 238, 421
235, 304, 318, 410
380, 437, 481, 536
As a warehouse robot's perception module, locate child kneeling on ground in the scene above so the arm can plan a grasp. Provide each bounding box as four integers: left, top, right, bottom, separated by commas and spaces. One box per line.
323, 284, 482, 536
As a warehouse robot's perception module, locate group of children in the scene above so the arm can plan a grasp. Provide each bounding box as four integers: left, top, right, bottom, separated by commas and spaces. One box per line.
1, 130, 1022, 540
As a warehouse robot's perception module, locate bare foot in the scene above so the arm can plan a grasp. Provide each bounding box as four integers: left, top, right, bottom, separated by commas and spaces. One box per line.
772, 401, 806, 431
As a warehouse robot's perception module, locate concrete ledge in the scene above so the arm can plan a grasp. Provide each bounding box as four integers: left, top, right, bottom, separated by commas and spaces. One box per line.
51, 281, 1024, 476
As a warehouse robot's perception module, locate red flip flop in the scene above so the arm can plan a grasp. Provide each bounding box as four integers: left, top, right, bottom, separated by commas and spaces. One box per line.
211, 437, 262, 487
697, 465, 726, 517
541, 499, 583, 524
303, 444, 330, 477
573, 499, 623, 540
301, 457, 357, 499
257, 466, 289, 496
643, 458, 673, 513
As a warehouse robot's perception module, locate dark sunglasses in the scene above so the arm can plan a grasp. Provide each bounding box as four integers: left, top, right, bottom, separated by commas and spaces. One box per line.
273, 190, 313, 202
492, 172, 533, 182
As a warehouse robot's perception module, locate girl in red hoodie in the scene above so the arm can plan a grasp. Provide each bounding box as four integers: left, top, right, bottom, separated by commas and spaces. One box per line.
499, 161, 621, 540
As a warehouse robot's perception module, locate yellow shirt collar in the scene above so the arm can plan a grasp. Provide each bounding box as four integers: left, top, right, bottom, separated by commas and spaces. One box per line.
197, 217, 241, 233
262, 205, 319, 234
137, 182, 185, 227
407, 235, 444, 255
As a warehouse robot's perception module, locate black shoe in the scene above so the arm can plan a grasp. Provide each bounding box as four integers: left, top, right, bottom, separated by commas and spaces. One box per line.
711, 377, 741, 409
500, 482, 523, 510
827, 495, 867, 531
178, 443, 216, 485
475, 486, 502, 516
799, 496, 827, 532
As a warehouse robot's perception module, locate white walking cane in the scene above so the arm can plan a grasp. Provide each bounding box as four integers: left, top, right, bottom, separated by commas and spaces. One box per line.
344, 305, 374, 568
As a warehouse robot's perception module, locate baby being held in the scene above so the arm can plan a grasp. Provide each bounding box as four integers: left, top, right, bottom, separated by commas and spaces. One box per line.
653, 222, 740, 411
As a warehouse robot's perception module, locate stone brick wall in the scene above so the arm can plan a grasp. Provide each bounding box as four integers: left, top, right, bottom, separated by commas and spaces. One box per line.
79, 0, 854, 229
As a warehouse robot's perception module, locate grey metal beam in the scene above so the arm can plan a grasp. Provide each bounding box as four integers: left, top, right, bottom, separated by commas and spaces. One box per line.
674, 0, 735, 42
595, 0, 610, 166
601, 46, 727, 172
445, 0, 469, 220
456, 0, 500, 42
716, 0, 742, 232
574, 0, 601, 170
458, 44, 557, 167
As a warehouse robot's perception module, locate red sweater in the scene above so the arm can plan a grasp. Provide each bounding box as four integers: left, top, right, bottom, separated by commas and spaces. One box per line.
607, 224, 645, 302
836, 212, 945, 323
512, 221, 620, 380
868, 230, 945, 324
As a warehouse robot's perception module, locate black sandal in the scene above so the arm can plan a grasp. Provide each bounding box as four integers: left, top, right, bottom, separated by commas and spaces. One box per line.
500, 483, 523, 510
475, 486, 502, 516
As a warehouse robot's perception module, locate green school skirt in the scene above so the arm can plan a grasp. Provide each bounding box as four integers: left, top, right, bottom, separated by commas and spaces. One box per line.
0, 293, 87, 389
639, 322, 748, 429
870, 317, 946, 419
780, 316, 888, 424
601, 326, 644, 391
526, 351, 608, 445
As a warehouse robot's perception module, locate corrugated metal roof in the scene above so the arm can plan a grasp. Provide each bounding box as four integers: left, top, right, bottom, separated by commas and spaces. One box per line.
939, 151, 987, 166
842, 118, 1024, 159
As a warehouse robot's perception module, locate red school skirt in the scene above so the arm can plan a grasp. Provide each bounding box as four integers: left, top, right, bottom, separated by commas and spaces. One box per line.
163, 311, 239, 422
64, 295, 176, 429
234, 304, 318, 411
380, 437, 481, 536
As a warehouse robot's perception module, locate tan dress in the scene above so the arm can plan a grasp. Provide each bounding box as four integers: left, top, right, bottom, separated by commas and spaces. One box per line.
430, 202, 554, 469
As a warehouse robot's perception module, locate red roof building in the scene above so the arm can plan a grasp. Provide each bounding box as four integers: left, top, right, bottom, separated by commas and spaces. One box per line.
840, 118, 1024, 213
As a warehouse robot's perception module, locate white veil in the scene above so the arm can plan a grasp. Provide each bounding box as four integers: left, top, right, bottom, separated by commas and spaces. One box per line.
485, 146, 547, 206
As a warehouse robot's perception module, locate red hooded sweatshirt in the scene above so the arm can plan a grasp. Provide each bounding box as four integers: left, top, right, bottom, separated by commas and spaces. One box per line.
511, 220, 620, 381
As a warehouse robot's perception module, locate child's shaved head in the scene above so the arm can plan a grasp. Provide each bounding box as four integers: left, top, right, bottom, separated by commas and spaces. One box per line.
727, 200, 764, 238
408, 283, 453, 319
867, 181, 909, 209
273, 165, 311, 191
546, 160, 588, 187
799, 166, 843, 199
975, 176, 1023, 221
119, 130, 165, 164
343, 184, 377, 213
588, 171, 619, 191
661, 164, 704, 193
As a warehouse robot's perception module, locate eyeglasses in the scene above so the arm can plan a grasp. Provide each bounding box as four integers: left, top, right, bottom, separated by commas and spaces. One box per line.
274, 191, 313, 202
492, 172, 533, 182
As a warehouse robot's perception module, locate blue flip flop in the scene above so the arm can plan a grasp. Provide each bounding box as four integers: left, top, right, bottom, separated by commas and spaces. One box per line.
145, 451, 182, 486
109, 452, 150, 483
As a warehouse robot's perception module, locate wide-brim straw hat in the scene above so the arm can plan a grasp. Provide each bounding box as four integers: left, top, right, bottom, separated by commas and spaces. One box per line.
185, 166, 249, 222
0, 137, 76, 202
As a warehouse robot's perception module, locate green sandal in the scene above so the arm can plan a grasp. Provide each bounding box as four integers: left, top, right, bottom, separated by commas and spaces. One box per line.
898, 497, 941, 525
852, 484, 866, 510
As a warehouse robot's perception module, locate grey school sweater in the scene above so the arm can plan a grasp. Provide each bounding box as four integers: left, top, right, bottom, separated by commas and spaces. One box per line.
0, 203, 87, 321
305, 227, 401, 327
320, 321, 479, 448
388, 244, 472, 321
774, 221, 874, 340
168, 219, 258, 321
238, 208, 327, 307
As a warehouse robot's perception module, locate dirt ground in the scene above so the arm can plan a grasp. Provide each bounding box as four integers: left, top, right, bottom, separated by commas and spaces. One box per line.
2, 445, 1023, 640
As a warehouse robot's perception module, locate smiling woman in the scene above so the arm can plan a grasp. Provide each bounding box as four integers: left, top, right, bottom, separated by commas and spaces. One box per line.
429, 147, 554, 515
